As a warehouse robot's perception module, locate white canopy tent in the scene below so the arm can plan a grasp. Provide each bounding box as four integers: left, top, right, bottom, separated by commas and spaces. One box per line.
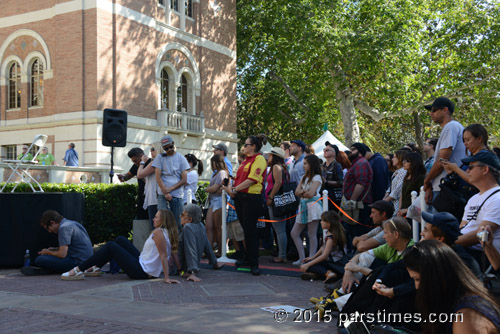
311, 130, 349, 161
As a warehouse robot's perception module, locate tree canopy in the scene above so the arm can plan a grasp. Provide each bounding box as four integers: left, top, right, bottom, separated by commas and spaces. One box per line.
237, 0, 500, 152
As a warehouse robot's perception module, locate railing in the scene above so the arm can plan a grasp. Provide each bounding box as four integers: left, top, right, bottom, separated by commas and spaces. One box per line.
156, 108, 205, 133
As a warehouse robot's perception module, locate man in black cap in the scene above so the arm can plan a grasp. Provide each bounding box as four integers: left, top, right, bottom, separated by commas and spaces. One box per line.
117, 147, 149, 219
353, 200, 394, 252
456, 150, 500, 268
363, 144, 389, 203
321, 141, 343, 210
423, 97, 466, 206
342, 143, 373, 249
421, 211, 480, 276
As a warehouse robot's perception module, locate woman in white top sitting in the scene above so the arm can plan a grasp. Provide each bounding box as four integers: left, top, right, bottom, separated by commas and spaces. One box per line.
61, 210, 180, 284
184, 153, 204, 205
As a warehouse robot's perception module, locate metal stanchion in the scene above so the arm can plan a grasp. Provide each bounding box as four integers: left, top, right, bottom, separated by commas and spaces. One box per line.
186, 189, 192, 204
322, 190, 328, 242
419, 186, 427, 235
411, 190, 419, 242
217, 190, 236, 263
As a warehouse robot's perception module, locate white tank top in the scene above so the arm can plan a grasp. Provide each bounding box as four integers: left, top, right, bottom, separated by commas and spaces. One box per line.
139, 228, 171, 277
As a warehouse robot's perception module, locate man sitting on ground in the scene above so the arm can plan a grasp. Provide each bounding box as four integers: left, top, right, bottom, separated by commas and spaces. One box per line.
179, 204, 222, 282
21, 210, 93, 276
352, 200, 394, 252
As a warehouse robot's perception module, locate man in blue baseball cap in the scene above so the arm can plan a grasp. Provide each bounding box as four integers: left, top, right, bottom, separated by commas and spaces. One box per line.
289, 139, 306, 184
456, 150, 500, 269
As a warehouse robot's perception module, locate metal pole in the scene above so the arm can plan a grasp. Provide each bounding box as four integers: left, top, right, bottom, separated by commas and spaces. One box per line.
217, 190, 235, 263
411, 190, 419, 242
109, 146, 114, 184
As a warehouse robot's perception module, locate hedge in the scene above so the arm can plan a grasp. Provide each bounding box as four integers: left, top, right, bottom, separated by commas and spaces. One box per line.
0, 181, 210, 244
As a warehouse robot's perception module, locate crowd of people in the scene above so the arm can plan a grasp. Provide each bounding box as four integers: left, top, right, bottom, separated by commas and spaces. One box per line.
20, 96, 500, 332
17, 142, 79, 166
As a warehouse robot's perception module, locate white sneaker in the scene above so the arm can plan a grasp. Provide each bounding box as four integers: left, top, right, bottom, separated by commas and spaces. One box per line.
292, 259, 303, 267
61, 267, 84, 280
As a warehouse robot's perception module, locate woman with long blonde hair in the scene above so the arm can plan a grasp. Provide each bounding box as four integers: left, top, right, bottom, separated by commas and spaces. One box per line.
61, 210, 180, 284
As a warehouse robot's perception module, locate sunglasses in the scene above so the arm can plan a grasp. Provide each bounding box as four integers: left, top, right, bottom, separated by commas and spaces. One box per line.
150, 147, 155, 152
468, 163, 486, 171
163, 145, 174, 150
244, 143, 253, 147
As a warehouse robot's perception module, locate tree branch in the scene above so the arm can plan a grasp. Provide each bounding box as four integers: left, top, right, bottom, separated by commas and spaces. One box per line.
268, 71, 308, 124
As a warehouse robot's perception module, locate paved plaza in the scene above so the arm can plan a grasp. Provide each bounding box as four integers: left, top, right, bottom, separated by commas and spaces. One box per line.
0, 261, 337, 334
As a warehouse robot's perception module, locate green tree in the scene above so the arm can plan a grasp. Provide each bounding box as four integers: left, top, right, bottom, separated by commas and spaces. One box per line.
237, 0, 500, 150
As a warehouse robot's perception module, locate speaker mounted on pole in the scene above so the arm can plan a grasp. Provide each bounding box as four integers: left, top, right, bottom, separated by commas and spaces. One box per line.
102, 108, 127, 147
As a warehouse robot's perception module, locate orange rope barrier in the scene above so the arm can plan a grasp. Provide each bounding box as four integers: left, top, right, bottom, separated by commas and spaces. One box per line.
227, 196, 373, 227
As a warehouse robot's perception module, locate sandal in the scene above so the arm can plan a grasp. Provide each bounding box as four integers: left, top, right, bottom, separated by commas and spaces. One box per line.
61, 267, 84, 281
324, 272, 339, 284
84, 266, 103, 277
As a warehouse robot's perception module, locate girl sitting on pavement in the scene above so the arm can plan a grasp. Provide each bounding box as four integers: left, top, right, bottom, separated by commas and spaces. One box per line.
61, 210, 180, 284
299, 210, 346, 282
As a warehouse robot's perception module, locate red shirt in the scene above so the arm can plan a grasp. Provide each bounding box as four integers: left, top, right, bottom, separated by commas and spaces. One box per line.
234, 154, 267, 194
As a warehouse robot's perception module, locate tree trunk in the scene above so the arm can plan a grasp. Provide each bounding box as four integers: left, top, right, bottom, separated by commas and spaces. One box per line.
413, 111, 424, 154
336, 86, 360, 147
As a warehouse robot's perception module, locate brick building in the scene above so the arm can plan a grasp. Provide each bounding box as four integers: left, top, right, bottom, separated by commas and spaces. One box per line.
0, 0, 237, 179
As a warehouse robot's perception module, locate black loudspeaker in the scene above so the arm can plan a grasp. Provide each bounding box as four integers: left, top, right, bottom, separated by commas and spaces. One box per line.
102, 108, 127, 147
0, 192, 85, 267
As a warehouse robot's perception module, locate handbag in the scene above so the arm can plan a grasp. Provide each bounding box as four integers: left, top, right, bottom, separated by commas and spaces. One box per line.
272, 169, 299, 217
432, 170, 478, 220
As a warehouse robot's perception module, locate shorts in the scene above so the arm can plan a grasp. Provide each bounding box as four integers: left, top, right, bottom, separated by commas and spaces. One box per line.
209, 196, 222, 211
227, 220, 245, 241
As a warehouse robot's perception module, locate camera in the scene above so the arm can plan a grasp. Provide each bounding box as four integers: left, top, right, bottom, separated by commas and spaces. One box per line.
477, 230, 489, 242
223, 178, 229, 186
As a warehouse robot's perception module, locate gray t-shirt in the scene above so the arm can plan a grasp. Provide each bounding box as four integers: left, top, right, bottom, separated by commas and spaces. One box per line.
432, 120, 467, 191
290, 154, 305, 184
58, 218, 93, 263
366, 226, 386, 245
152, 152, 190, 198
209, 170, 228, 200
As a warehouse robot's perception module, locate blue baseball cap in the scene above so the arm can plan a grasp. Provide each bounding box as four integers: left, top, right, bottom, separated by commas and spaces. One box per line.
291, 140, 306, 151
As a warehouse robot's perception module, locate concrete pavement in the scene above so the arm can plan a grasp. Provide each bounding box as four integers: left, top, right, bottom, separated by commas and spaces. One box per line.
0, 264, 337, 333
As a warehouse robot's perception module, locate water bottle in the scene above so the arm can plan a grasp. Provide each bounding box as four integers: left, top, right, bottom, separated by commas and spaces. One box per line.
24, 249, 30, 267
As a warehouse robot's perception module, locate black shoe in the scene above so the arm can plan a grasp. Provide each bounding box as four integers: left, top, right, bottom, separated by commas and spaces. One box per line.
300, 272, 319, 281
235, 258, 250, 267
228, 251, 243, 260
20, 266, 51, 276
250, 266, 261, 276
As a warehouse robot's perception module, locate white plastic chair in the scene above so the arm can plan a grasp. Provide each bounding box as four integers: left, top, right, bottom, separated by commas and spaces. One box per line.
1, 134, 48, 193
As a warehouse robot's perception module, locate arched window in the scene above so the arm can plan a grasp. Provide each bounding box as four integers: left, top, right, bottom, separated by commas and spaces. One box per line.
171, 0, 178, 11
161, 68, 169, 109
8, 62, 21, 109
185, 0, 192, 17
177, 74, 187, 112
30, 59, 44, 107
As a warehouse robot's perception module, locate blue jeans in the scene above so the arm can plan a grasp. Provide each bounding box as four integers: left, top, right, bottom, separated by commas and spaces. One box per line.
157, 195, 183, 231
147, 205, 158, 230
79, 236, 149, 279
268, 207, 287, 259
34, 255, 78, 273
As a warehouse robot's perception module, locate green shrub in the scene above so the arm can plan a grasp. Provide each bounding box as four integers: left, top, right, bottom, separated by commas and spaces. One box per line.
195, 181, 209, 205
